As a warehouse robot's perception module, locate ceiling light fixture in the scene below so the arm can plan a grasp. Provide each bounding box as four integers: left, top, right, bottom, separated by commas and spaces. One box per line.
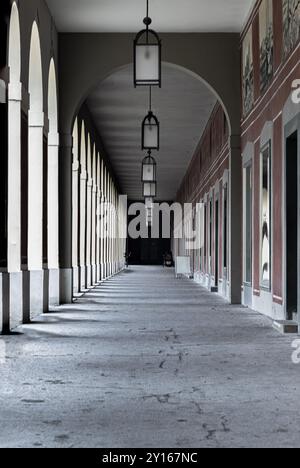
134, 0, 162, 87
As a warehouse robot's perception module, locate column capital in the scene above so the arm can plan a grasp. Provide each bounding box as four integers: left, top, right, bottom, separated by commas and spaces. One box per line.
80, 170, 87, 180
28, 110, 44, 127
48, 132, 60, 147
8, 82, 22, 102
72, 160, 80, 171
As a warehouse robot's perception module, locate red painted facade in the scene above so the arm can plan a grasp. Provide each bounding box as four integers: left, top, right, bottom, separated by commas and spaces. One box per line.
241, 0, 300, 318
174, 0, 300, 317
175, 104, 230, 294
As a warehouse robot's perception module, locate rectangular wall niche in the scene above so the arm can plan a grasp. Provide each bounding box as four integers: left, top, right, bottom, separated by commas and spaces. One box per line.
244, 164, 252, 284
260, 142, 271, 290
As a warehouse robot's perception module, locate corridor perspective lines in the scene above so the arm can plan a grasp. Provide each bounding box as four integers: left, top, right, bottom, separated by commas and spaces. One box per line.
0, 266, 300, 448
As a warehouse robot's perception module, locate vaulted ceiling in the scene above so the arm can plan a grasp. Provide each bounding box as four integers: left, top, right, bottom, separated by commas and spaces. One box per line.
46, 0, 253, 200
46, 0, 254, 33
86, 64, 216, 200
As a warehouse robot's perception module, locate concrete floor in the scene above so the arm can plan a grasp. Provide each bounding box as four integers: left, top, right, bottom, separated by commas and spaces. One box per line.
0, 266, 300, 448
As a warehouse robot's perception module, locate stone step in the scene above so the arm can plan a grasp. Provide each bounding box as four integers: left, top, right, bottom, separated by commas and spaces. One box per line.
272, 320, 299, 335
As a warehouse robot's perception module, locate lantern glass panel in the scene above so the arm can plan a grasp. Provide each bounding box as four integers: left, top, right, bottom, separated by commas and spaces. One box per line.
144, 122, 159, 149
142, 161, 156, 182
135, 44, 160, 85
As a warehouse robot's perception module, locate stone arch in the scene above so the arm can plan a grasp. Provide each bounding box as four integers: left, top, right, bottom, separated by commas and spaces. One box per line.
58, 33, 242, 304
58, 33, 240, 136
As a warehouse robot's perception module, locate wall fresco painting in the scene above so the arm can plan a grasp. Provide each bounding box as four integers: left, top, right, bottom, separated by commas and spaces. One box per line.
283, 0, 300, 57
259, 0, 274, 92
242, 27, 254, 117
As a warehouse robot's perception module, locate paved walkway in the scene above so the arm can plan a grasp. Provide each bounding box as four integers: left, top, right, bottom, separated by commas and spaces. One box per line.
0, 266, 300, 448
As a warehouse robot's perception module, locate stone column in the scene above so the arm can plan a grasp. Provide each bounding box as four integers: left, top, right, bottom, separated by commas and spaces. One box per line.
27, 110, 44, 319
229, 135, 242, 304
86, 137, 92, 288
96, 155, 101, 282
79, 151, 87, 292
7, 81, 23, 329
59, 133, 73, 304
47, 131, 60, 306
91, 146, 98, 286
72, 121, 80, 294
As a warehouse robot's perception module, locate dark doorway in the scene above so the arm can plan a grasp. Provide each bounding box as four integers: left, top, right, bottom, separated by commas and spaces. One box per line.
127, 204, 171, 266
128, 233, 171, 266
43, 136, 48, 267
215, 199, 219, 288
223, 185, 228, 275
209, 199, 212, 273
286, 131, 298, 320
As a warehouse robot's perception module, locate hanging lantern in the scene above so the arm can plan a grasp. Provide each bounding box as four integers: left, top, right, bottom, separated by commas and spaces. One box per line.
142, 110, 159, 150
142, 151, 157, 182
143, 181, 157, 198
134, 0, 161, 87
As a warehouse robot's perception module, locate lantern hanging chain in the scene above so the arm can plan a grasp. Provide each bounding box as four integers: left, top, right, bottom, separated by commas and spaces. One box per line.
145, 0, 151, 42
149, 86, 152, 112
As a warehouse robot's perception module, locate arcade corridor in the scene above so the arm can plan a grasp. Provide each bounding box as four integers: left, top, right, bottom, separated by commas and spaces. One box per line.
0, 0, 300, 449
1, 266, 300, 449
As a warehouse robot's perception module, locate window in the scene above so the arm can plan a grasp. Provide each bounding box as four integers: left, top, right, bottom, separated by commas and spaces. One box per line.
260, 143, 271, 290
223, 184, 228, 273
244, 165, 252, 284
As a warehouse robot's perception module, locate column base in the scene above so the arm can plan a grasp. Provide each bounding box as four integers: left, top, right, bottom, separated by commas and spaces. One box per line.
60, 268, 73, 304
73, 266, 79, 295
10, 272, 23, 330
86, 265, 92, 288
96, 264, 101, 283
0, 272, 23, 333
23, 270, 43, 322
91, 264, 98, 285
79, 265, 86, 292
49, 269, 60, 307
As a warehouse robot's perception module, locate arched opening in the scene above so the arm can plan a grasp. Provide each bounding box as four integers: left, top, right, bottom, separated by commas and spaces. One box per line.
47, 58, 59, 305
96, 151, 101, 282
7, 2, 21, 273
71, 62, 232, 142
70, 61, 234, 294
27, 21, 44, 316
86, 132, 92, 288
91, 143, 97, 285
72, 117, 80, 294
79, 120, 87, 291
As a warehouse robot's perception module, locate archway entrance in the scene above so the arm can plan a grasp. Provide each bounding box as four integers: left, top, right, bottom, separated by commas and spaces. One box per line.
58, 33, 241, 304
